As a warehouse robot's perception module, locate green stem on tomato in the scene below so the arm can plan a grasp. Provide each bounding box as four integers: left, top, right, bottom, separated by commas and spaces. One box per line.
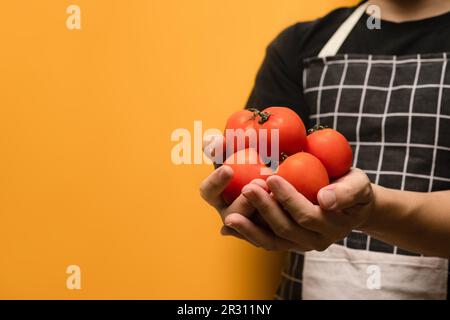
307, 124, 328, 135
258, 111, 271, 124
246, 107, 261, 119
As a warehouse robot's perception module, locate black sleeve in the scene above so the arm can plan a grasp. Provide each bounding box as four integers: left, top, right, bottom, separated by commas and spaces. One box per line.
246, 23, 311, 123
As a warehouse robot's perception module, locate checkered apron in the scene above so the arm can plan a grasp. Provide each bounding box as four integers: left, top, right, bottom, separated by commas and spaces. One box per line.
276, 4, 450, 300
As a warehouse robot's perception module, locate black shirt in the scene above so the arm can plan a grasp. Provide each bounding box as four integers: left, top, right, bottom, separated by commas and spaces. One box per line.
246, 3, 450, 123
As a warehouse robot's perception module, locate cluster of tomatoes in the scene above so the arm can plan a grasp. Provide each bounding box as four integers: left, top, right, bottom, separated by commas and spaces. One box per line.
221, 107, 353, 205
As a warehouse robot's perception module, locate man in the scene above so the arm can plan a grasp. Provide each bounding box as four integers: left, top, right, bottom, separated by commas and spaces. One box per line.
200, 0, 450, 299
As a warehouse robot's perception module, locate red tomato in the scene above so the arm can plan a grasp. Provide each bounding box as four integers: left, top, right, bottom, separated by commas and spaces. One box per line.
222, 148, 273, 204
304, 127, 353, 179
224, 107, 306, 160
276, 152, 329, 204
223, 109, 256, 157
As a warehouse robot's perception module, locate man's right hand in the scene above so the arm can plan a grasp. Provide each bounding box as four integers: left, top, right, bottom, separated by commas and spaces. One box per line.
199, 165, 264, 242
200, 134, 283, 246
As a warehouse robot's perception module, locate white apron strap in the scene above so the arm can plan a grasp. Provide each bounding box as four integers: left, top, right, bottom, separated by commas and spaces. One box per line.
318, 2, 370, 58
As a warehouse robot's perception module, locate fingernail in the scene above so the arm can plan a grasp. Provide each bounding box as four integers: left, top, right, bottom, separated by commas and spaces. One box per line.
319, 189, 336, 209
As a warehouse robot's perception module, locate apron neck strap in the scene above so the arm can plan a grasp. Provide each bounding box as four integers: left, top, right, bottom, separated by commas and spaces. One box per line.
318, 2, 370, 58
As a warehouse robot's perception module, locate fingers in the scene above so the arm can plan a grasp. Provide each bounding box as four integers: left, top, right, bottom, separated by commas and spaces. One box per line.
241, 182, 321, 247
199, 165, 233, 210
224, 193, 255, 219
266, 175, 313, 215
201, 170, 270, 241
317, 168, 373, 211
222, 179, 269, 219
250, 179, 269, 192
220, 226, 246, 240
219, 180, 271, 242
242, 183, 293, 233
226, 171, 371, 251
266, 175, 342, 235
224, 213, 296, 251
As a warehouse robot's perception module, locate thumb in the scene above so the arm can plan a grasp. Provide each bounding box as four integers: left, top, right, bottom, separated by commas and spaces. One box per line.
317, 169, 373, 211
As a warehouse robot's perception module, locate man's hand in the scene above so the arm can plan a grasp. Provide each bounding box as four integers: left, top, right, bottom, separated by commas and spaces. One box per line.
199, 165, 251, 240
199, 166, 294, 248
224, 168, 375, 252
200, 136, 450, 257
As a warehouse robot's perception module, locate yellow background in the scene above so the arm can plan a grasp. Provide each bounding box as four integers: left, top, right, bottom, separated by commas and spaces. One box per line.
0, 0, 355, 299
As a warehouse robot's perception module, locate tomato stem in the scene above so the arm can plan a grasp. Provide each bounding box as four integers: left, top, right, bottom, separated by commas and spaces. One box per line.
258, 111, 271, 124
245, 107, 272, 124
246, 107, 261, 119
280, 152, 288, 162
308, 124, 328, 135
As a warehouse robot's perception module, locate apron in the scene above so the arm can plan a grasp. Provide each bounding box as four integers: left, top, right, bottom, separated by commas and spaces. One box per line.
276, 3, 450, 300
